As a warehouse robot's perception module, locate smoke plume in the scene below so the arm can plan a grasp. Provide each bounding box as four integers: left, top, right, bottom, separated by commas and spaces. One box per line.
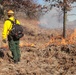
39, 7, 63, 29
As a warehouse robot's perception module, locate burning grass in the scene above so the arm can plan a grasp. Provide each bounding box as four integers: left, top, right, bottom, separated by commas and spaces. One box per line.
0, 18, 76, 75
44, 29, 76, 48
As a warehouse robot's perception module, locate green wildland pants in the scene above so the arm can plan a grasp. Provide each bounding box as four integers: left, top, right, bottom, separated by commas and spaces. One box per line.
8, 40, 21, 61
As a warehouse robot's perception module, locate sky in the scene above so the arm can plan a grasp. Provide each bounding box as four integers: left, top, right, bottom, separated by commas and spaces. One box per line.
37, 0, 76, 21
67, 2, 76, 21
37, 0, 44, 5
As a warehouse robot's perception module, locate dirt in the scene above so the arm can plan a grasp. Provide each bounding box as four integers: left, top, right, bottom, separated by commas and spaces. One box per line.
0, 17, 76, 75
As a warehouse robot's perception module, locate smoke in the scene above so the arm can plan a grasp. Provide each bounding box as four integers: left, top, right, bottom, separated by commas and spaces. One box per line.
39, 7, 63, 29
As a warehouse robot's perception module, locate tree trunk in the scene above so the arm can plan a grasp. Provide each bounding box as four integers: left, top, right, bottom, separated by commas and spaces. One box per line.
63, 0, 67, 38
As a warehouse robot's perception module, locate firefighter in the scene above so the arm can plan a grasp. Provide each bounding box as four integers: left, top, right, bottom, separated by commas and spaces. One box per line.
2, 10, 21, 63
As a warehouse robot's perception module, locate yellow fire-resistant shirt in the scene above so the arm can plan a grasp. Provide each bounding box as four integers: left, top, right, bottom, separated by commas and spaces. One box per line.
2, 16, 20, 40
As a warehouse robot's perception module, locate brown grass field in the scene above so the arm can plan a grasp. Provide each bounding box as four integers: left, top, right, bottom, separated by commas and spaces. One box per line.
0, 16, 76, 75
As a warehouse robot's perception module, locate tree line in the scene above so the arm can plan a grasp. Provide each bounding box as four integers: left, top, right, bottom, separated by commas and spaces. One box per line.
0, 0, 42, 19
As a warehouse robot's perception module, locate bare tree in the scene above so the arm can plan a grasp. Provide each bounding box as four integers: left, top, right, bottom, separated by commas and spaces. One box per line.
42, 0, 76, 38
0, 0, 42, 19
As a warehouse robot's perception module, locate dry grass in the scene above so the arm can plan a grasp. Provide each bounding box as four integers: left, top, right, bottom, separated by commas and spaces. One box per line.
0, 17, 76, 75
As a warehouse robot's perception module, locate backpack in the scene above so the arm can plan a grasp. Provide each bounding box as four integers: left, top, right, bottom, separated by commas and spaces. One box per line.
8, 19, 24, 39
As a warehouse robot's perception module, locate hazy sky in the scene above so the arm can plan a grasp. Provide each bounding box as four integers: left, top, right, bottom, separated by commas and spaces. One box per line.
67, 2, 76, 21
38, 0, 76, 21
37, 0, 44, 4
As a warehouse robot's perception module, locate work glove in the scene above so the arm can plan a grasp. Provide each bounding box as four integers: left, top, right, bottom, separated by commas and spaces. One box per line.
2, 39, 6, 43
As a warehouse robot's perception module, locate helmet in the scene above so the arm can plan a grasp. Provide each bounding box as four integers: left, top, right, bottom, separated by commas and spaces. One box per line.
7, 10, 14, 14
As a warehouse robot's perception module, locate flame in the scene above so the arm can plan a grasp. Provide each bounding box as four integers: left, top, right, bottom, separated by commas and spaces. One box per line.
1, 29, 76, 49
68, 29, 76, 44
19, 41, 35, 47
0, 41, 35, 49
19, 29, 76, 48
25, 43, 35, 47
61, 38, 67, 45
45, 29, 76, 47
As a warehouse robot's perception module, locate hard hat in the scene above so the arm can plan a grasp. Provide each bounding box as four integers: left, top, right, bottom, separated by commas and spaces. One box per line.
7, 10, 14, 14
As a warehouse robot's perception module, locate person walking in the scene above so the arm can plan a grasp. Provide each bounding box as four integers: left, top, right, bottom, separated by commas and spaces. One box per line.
2, 10, 21, 63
